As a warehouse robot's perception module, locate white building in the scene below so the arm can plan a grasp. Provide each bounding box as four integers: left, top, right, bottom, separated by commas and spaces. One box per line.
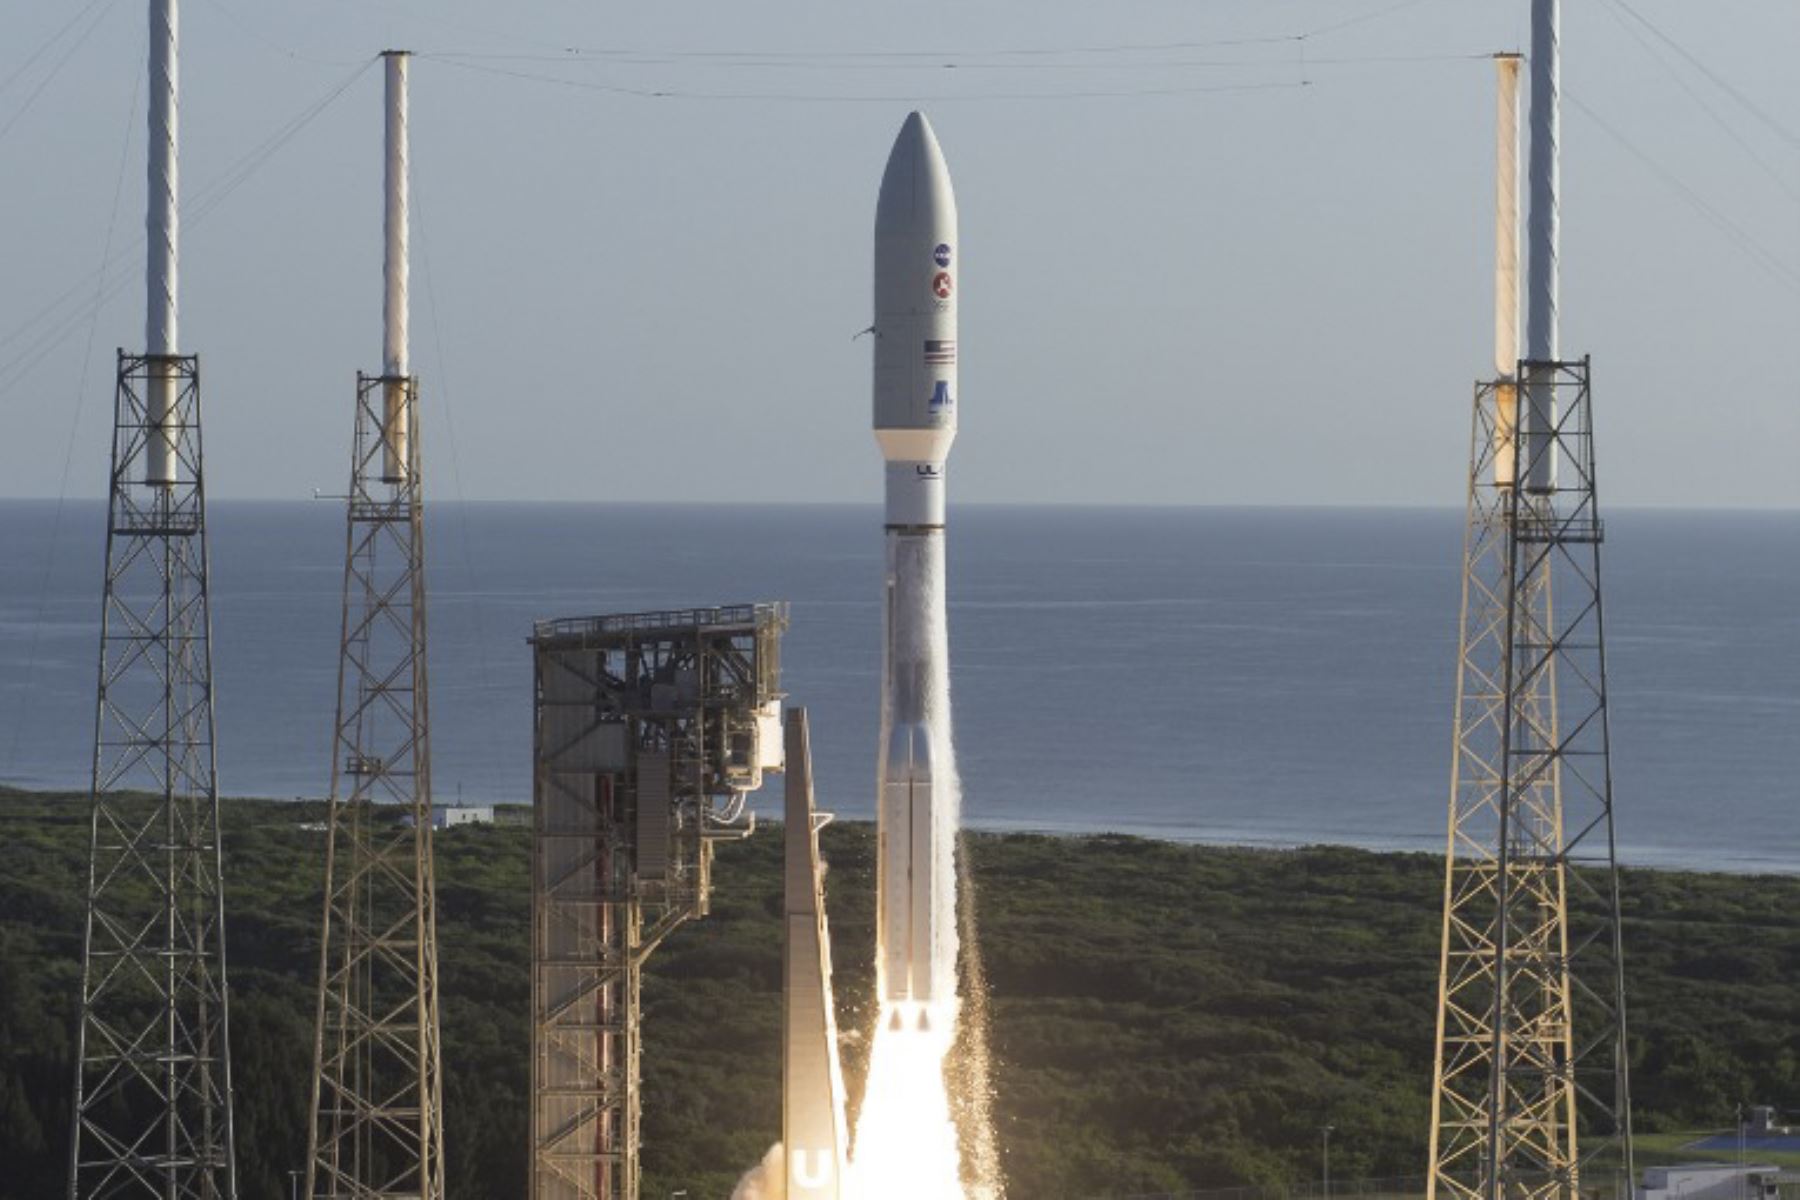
432, 804, 494, 829
1639, 1163, 1781, 1200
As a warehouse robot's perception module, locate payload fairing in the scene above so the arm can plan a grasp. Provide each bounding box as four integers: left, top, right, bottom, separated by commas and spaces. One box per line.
873, 112, 958, 1018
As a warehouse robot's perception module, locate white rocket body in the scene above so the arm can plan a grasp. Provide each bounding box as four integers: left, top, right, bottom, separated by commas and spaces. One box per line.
873, 112, 957, 1013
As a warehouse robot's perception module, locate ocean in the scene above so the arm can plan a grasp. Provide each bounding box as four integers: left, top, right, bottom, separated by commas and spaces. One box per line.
0, 500, 1794, 874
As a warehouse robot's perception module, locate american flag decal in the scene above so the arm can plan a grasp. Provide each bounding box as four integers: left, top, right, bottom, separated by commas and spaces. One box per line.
923, 339, 957, 365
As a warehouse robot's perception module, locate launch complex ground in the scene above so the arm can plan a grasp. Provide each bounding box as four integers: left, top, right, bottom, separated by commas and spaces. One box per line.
6, 789, 1798, 1197
29, 0, 1787, 1195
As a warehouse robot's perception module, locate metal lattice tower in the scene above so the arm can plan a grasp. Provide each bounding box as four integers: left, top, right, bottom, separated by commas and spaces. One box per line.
1429, 26, 1632, 1200
304, 50, 444, 1200
530, 605, 787, 1200
304, 371, 444, 1199
70, 0, 240, 1193
1428, 359, 1634, 1200
70, 353, 236, 1200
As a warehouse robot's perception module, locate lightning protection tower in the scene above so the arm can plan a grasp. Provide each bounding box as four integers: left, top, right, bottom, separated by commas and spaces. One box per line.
530, 604, 787, 1200
1428, 35, 1633, 1200
304, 51, 447, 1200
68, 0, 240, 1195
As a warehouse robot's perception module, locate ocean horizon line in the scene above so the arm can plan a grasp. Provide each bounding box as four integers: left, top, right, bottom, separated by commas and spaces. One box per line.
6, 495, 1800, 515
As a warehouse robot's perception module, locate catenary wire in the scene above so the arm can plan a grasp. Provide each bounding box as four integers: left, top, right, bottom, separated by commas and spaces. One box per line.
424, 49, 1486, 73
423, 0, 1438, 64
0, 57, 376, 368
6, 56, 142, 774
410, 190, 501, 717
1599, 0, 1800, 153
0, 0, 120, 146
427, 54, 1324, 102
0, 0, 117, 99
1594, 0, 1800, 205
1567, 92, 1800, 297
191, 0, 372, 67
0, 57, 379, 389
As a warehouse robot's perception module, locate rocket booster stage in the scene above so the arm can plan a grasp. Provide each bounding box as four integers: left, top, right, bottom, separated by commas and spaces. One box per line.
874, 112, 957, 1015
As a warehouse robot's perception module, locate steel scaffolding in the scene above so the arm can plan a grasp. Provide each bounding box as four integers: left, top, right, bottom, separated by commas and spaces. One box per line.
530, 605, 787, 1200
304, 371, 445, 1199
1428, 358, 1633, 1200
70, 351, 237, 1199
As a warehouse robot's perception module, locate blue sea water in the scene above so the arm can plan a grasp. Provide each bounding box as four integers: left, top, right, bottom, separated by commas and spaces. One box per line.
0, 501, 1795, 874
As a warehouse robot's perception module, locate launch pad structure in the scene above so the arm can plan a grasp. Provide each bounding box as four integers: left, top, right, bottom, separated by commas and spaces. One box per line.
530, 604, 788, 1200
70, 0, 241, 1194
72, 352, 236, 1199
305, 51, 446, 1200
303, 370, 444, 1200
1429, 32, 1632, 1200
1429, 357, 1633, 1200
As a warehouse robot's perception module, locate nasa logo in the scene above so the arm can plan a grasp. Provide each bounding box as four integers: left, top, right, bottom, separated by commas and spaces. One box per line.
931, 271, 953, 300
933, 243, 953, 268
928, 380, 954, 409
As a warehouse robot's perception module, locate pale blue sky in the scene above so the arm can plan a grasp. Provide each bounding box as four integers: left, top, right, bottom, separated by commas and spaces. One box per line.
3, 0, 1797, 506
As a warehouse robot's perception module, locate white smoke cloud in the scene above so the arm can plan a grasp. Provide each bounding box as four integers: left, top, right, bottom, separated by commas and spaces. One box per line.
731, 1143, 786, 1200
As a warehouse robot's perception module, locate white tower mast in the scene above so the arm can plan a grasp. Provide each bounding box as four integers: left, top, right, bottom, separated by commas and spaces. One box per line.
145, 0, 180, 485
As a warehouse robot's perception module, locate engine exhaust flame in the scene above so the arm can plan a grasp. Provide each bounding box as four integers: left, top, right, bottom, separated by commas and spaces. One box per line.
847, 1002, 965, 1200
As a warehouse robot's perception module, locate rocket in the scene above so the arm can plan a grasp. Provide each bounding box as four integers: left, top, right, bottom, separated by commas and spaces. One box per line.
873, 111, 957, 1023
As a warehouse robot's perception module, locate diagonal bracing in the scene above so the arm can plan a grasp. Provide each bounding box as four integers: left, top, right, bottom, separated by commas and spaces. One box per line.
70, 352, 238, 1200
304, 371, 445, 1200
1428, 360, 1633, 1200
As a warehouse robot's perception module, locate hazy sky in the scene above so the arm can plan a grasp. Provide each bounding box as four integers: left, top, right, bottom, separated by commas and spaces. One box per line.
4, 0, 1798, 507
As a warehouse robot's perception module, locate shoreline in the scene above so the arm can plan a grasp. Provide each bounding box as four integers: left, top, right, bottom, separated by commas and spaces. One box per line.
3, 784, 1792, 879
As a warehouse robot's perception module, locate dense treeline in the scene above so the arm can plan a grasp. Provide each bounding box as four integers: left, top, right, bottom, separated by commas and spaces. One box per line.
1, 789, 1797, 1198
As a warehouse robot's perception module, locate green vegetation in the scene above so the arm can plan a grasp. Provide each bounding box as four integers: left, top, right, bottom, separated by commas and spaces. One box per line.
1, 789, 1798, 1199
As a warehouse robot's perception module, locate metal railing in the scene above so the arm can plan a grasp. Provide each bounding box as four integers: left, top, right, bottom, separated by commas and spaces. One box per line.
532, 603, 786, 642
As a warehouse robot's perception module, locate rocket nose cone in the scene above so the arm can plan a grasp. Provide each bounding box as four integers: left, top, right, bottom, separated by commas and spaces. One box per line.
896, 110, 934, 151
877, 110, 954, 233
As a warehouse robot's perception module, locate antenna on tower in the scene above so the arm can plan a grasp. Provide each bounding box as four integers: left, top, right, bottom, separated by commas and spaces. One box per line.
68, 0, 239, 1193
1427, 12, 1635, 1200
304, 49, 448, 1200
